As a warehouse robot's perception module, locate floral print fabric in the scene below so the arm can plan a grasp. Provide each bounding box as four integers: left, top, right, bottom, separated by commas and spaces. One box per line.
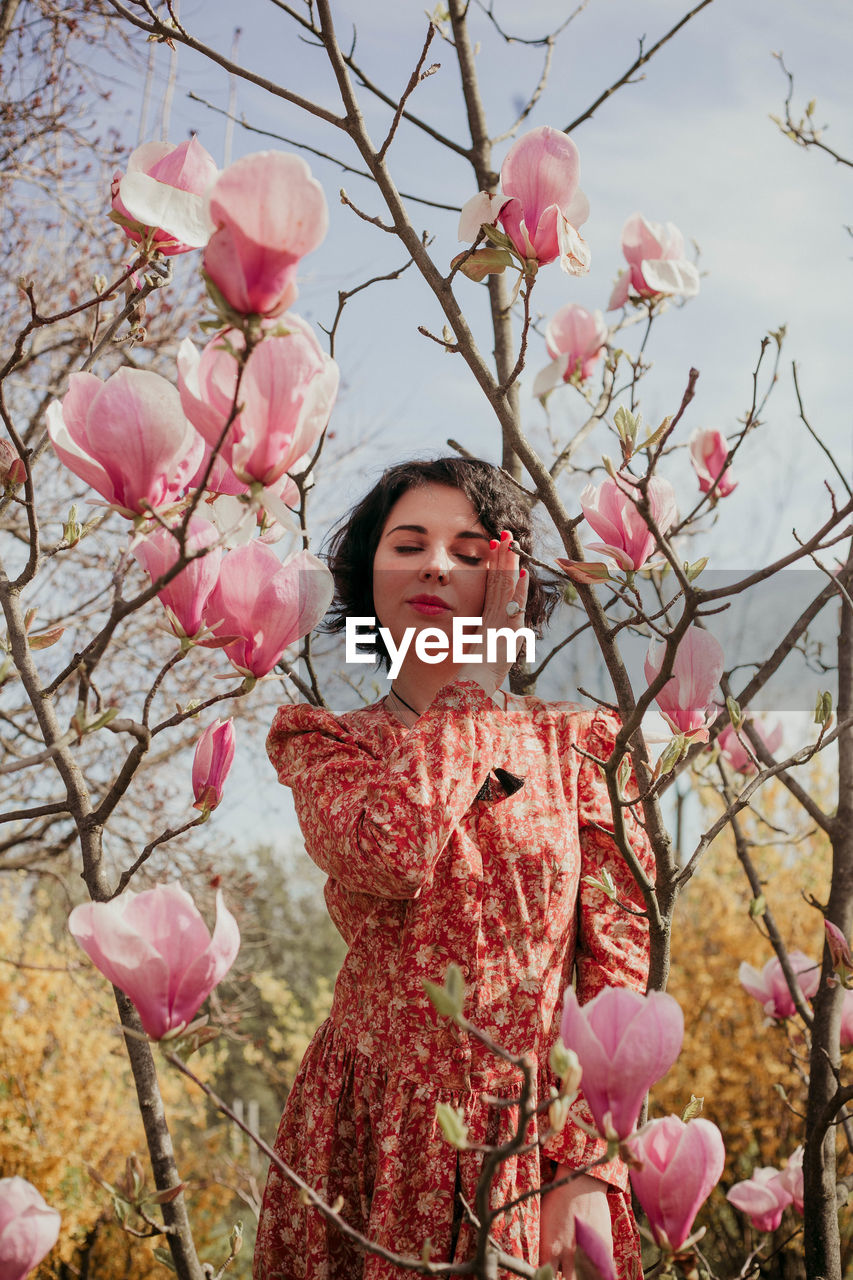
254, 681, 653, 1279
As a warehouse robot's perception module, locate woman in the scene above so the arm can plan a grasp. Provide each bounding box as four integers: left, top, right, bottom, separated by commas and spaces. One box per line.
254, 458, 653, 1280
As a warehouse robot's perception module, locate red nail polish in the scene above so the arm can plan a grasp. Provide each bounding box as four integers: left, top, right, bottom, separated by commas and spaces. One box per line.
489, 539, 499, 550
519, 568, 526, 578
500, 531, 511, 542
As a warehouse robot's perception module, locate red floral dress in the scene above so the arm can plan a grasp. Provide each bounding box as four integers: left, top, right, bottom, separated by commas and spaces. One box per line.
254, 681, 653, 1280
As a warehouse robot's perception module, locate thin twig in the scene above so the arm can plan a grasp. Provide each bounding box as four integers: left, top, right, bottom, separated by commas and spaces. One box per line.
563, 0, 716, 134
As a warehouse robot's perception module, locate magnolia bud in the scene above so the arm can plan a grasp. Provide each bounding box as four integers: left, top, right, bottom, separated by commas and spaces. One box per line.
0, 438, 26, 488
63, 505, 83, 547
549, 1037, 578, 1082
548, 1095, 573, 1134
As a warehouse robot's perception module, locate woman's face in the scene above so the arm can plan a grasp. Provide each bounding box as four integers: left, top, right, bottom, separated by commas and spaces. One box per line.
372, 483, 490, 648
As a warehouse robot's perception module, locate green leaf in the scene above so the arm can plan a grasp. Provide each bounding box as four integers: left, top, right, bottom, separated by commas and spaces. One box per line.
640, 415, 673, 451
614, 405, 638, 444
749, 894, 767, 919
153, 1247, 177, 1273
423, 962, 465, 1019
435, 1102, 469, 1148
451, 247, 514, 281
684, 557, 708, 583
681, 1094, 704, 1122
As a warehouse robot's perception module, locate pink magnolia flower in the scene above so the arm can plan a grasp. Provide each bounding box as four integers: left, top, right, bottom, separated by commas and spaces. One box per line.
0, 1178, 60, 1280
203, 151, 328, 317
192, 719, 236, 813
202, 541, 333, 678
46, 368, 204, 519
716, 718, 783, 776
189, 439, 299, 506
823, 919, 853, 990
132, 515, 222, 643
177, 317, 338, 488
580, 474, 677, 572
608, 213, 700, 309
574, 1219, 616, 1280
458, 125, 590, 275
726, 1167, 793, 1232
644, 627, 725, 742
111, 137, 218, 255
68, 883, 240, 1040
842, 988, 853, 1048
628, 1116, 725, 1252
560, 986, 684, 1139
738, 950, 820, 1020
689, 429, 737, 498
533, 305, 608, 396
777, 1147, 803, 1214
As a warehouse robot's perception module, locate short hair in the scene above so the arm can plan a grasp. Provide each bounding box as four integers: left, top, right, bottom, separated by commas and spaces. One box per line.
322, 456, 560, 670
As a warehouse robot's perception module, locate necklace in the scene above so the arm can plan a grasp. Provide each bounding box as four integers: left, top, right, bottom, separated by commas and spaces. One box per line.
389, 686, 421, 720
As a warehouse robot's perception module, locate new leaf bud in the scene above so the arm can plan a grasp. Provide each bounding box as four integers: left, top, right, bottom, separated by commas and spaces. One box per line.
681, 1094, 704, 1123
726, 696, 743, 730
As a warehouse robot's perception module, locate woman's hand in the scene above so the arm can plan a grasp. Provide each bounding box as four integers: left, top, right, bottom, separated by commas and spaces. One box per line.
455, 529, 529, 696
539, 1170, 613, 1278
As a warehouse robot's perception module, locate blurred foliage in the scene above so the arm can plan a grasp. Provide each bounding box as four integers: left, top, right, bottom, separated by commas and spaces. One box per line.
653, 774, 852, 1278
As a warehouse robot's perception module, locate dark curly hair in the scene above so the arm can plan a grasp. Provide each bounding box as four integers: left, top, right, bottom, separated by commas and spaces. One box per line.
322, 457, 560, 670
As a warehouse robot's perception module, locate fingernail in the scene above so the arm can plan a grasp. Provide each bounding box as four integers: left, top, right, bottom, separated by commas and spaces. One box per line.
489, 539, 499, 550
500, 531, 511, 542
519, 568, 527, 578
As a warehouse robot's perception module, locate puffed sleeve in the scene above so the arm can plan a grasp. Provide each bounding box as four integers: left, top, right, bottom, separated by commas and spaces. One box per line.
266, 681, 511, 899
541, 707, 655, 1185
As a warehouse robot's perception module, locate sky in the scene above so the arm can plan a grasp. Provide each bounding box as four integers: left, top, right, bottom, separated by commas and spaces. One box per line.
94, 0, 853, 850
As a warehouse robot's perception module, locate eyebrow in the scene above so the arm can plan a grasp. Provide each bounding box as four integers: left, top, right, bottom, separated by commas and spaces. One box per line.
385, 524, 489, 542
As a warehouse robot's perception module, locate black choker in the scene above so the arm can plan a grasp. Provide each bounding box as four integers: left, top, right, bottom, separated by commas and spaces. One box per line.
390, 687, 421, 717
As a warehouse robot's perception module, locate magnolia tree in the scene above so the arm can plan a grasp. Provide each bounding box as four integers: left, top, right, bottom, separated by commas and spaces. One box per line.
1, 0, 851, 1278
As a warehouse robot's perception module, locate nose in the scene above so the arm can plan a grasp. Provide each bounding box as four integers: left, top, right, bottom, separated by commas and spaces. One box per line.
418, 542, 452, 583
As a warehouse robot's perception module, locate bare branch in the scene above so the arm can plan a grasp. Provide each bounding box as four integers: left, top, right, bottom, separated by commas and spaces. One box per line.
773, 52, 853, 170
187, 91, 461, 213
563, 0, 716, 134
376, 23, 439, 164
792, 360, 852, 498
102, 0, 346, 127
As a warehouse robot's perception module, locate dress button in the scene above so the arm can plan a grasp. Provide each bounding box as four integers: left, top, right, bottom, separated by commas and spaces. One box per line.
452, 1047, 467, 1061
465, 880, 478, 896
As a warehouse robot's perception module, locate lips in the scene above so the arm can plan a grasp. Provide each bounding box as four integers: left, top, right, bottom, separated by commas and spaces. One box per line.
407, 594, 451, 616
